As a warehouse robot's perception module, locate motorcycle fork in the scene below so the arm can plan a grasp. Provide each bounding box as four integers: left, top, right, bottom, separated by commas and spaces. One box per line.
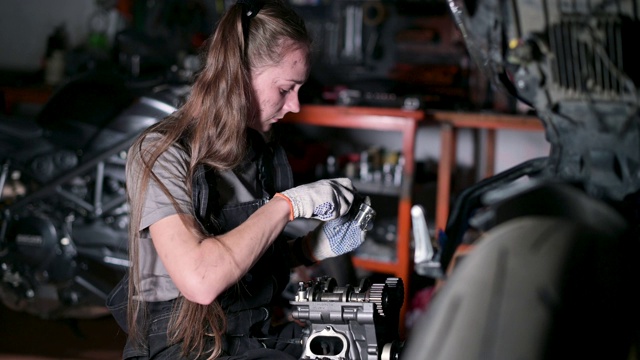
0, 160, 9, 245
0, 160, 9, 202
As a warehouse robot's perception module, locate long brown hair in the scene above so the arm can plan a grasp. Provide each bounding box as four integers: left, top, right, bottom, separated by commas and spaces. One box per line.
125, 1, 311, 358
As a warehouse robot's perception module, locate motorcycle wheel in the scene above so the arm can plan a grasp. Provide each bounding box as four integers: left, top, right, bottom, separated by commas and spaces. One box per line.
402, 215, 638, 360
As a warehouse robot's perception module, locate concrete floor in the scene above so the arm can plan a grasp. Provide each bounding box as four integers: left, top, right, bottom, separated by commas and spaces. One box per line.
0, 305, 125, 360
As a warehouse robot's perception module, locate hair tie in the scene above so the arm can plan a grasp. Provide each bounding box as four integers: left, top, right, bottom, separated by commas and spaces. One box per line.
237, 0, 265, 18
237, 0, 264, 44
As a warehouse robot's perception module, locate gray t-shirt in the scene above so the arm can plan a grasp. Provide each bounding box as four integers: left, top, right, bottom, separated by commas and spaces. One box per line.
126, 136, 192, 302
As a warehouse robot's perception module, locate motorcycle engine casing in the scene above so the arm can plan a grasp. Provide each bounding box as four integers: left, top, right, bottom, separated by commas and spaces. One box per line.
0, 175, 128, 319
8, 214, 77, 281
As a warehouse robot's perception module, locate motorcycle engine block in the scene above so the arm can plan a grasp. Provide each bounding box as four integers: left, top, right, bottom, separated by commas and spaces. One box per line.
290, 276, 404, 360
0, 170, 129, 319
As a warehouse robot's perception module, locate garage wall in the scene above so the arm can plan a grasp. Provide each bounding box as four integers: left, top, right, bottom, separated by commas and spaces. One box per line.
0, 0, 98, 71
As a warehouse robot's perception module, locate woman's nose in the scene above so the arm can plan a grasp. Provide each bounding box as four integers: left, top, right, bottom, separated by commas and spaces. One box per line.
283, 91, 300, 114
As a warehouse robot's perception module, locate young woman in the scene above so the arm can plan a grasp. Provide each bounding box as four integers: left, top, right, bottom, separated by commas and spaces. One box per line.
112, 0, 366, 359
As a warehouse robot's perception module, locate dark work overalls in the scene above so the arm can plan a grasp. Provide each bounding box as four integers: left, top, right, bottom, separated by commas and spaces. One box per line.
107, 130, 303, 359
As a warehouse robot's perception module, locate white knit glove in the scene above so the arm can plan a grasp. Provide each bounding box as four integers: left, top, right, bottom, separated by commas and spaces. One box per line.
305, 197, 371, 261
275, 178, 355, 221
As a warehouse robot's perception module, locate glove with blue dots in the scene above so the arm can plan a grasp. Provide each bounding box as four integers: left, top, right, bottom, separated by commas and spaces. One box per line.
306, 196, 371, 261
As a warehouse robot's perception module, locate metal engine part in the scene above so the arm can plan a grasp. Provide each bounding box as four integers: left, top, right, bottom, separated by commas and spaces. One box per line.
290, 276, 404, 360
354, 196, 376, 232
0, 171, 132, 319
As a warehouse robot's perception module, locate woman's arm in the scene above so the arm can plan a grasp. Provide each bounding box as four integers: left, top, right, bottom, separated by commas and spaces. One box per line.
149, 195, 291, 305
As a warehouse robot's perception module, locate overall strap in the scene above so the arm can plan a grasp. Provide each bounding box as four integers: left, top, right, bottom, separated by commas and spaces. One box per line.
271, 144, 294, 192
192, 164, 221, 235
248, 128, 293, 197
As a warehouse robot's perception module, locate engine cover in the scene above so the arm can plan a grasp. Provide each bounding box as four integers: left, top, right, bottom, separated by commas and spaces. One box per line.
8, 215, 77, 281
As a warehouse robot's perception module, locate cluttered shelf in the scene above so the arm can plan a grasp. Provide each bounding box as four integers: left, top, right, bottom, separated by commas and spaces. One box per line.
283, 106, 546, 276
0, 84, 53, 115
282, 104, 428, 334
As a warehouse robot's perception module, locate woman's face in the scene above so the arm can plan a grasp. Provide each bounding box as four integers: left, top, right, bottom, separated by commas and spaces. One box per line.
250, 47, 309, 133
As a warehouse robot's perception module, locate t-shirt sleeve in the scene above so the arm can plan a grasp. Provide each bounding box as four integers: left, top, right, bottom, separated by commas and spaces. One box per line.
126, 138, 193, 231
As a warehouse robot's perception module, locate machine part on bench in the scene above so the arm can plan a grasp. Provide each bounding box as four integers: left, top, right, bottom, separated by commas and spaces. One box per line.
291, 276, 404, 360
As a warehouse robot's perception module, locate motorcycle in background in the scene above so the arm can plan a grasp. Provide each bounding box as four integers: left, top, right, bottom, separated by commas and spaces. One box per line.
0, 70, 189, 320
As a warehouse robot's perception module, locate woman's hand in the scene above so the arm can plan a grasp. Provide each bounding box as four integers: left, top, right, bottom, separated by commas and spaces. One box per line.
275, 178, 355, 221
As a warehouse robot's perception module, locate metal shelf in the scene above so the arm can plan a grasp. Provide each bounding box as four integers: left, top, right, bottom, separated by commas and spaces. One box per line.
282, 104, 427, 336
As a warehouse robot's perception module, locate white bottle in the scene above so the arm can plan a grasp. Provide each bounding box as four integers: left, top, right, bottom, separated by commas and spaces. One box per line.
45, 50, 65, 86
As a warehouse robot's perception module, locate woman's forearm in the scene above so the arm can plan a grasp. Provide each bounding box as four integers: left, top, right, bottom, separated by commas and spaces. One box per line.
149, 195, 291, 304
